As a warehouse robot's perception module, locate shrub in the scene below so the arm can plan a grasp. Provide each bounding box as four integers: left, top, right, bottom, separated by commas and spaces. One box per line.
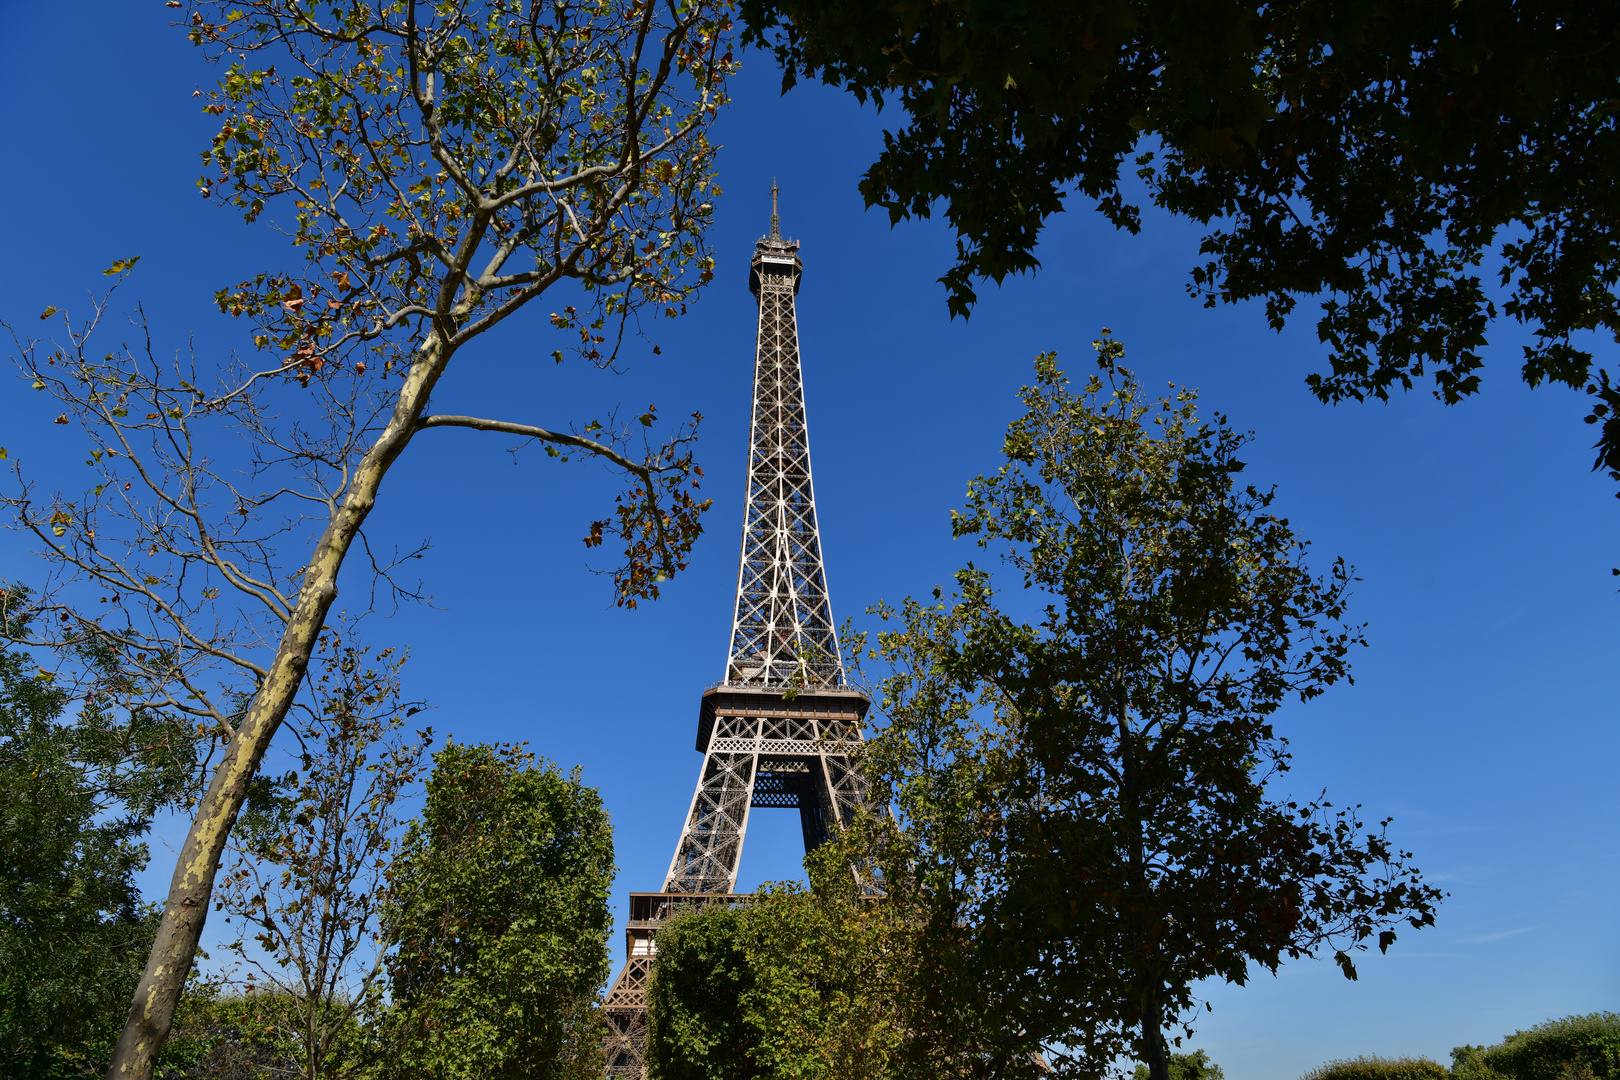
1135, 1050, 1227, 1080
645, 881, 919, 1080
1457, 1014, 1620, 1080
157, 987, 303, 1079
1301, 1056, 1450, 1080
1452, 1045, 1512, 1080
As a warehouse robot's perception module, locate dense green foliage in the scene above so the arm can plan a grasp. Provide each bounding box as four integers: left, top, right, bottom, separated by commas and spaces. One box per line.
152, 737, 617, 1080
739, 0, 1620, 493
646, 903, 758, 1080
1135, 1050, 1227, 1080
645, 875, 913, 1080
0, 607, 616, 1080
1302, 1057, 1450, 1080
845, 339, 1441, 1080
385, 742, 615, 1080
0, 600, 196, 1078
0, 651, 151, 1079
158, 988, 310, 1079
1454, 1013, 1620, 1080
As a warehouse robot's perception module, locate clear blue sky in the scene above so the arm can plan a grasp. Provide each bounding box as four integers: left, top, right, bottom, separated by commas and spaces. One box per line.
1, 5, 1614, 1078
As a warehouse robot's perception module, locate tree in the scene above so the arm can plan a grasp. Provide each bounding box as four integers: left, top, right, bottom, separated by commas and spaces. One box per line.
645, 873, 914, 1080
1135, 1050, 1226, 1080
0, 590, 198, 1078
738, 0, 1620, 497
1452, 1013, 1620, 1080
644, 901, 758, 1080
847, 336, 1443, 1080
1, 1, 734, 1074
211, 632, 432, 1080
383, 741, 615, 1080
159, 987, 308, 1079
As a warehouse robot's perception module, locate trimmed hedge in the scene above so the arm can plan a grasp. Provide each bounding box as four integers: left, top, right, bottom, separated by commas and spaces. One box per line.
1457, 1014, 1620, 1080
1301, 1056, 1450, 1080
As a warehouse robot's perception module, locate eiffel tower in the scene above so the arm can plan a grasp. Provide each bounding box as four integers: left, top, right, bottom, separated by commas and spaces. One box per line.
602, 188, 873, 1078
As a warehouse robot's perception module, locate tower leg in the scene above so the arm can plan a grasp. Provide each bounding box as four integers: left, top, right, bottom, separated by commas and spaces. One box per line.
603, 689, 876, 1078
797, 762, 833, 854
603, 957, 652, 1079
663, 714, 761, 894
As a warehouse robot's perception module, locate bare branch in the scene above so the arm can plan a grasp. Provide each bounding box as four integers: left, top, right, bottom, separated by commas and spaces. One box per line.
416, 413, 683, 475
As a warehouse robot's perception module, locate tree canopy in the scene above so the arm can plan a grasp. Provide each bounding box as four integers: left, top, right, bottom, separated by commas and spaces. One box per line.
1134, 1050, 1227, 1080
645, 877, 913, 1080
844, 337, 1442, 1080
645, 901, 759, 1080
739, 0, 1620, 495
385, 742, 615, 1080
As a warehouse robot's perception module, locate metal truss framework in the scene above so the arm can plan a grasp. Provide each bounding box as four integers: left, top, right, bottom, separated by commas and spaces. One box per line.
725, 213, 841, 688
663, 685, 870, 894
602, 191, 879, 1079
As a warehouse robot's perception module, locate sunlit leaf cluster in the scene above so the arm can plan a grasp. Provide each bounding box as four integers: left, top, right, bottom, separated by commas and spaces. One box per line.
190, 0, 733, 378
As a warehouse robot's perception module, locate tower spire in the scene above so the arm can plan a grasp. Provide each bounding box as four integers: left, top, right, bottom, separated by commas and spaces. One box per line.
769, 179, 781, 240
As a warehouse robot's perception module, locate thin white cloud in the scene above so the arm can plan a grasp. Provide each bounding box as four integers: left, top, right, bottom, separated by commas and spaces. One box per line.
1462, 925, 1545, 944
1384, 952, 1462, 959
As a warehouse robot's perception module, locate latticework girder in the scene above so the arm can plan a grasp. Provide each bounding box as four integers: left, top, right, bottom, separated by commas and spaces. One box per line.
726, 213, 842, 688
662, 687, 869, 893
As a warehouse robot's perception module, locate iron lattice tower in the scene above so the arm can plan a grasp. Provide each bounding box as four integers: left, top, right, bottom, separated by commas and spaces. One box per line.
602, 189, 875, 1078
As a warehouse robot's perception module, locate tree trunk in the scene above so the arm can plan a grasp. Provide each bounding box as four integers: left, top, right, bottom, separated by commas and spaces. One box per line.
1119, 682, 1169, 1080
104, 344, 451, 1080
1141, 982, 1170, 1080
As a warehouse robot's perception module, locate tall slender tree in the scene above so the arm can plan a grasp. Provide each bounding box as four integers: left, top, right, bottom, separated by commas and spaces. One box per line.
848, 336, 1443, 1080
385, 742, 615, 1080
212, 633, 432, 1080
2, 2, 735, 1076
